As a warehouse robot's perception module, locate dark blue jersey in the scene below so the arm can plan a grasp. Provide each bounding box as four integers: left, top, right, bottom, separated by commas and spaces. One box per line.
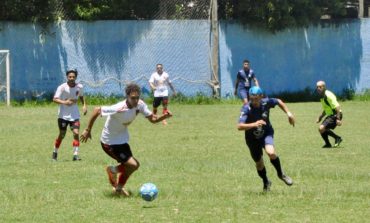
238, 98, 279, 139
237, 69, 255, 89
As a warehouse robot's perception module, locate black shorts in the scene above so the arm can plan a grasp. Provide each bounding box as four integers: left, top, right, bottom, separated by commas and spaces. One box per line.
153, 96, 169, 108
245, 132, 274, 162
58, 118, 80, 131
100, 142, 133, 163
322, 115, 337, 130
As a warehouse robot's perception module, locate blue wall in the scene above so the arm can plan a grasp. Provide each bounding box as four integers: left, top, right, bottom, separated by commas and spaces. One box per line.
0, 19, 369, 99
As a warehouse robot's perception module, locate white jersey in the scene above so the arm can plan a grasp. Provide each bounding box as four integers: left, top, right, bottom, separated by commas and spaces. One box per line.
100, 100, 152, 145
149, 71, 172, 97
54, 82, 84, 121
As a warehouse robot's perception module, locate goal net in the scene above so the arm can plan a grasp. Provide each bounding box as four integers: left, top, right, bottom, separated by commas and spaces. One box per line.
54, 0, 218, 97
0, 50, 10, 106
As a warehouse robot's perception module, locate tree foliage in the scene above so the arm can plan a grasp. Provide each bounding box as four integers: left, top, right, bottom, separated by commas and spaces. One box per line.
0, 0, 359, 31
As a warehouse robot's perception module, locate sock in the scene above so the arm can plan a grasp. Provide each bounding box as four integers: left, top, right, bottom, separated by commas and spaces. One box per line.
270, 157, 283, 178
326, 130, 339, 139
117, 167, 129, 189
320, 132, 331, 145
257, 167, 269, 184
73, 140, 79, 155
54, 139, 62, 152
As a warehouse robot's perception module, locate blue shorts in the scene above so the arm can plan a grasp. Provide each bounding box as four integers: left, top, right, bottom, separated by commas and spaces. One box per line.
237, 87, 250, 100
245, 133, 274, 162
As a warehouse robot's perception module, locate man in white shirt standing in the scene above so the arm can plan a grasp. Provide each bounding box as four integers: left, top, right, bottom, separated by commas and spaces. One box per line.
80, 83, 172, 196
52, 69, 87, 161
149, 64, 176, 125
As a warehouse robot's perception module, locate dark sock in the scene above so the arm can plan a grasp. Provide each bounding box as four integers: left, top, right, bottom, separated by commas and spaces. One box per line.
320, 132, 331, 145
270, 157, 283, 177
257, 167, 269, 184
326, 130, 339, 139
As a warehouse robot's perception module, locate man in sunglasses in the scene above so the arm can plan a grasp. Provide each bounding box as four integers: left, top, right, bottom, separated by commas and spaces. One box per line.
80, 83, 172, 196
237, 86, 295, 192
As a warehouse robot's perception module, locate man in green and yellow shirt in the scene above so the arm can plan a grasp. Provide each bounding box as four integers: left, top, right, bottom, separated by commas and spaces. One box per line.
316, 81, 343, 148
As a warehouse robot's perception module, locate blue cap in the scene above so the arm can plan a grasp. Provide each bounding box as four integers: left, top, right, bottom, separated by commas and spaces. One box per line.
249, 86, 263, 95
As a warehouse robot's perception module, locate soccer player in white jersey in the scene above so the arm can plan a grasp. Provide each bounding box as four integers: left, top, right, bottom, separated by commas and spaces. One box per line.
80, 83, 172, 196
52, 69, 87, 161
149, 64, 176, 125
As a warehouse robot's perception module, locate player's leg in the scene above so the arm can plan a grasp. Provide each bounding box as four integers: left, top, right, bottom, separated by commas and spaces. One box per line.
265, 139, 293, 186
324, 116, 342, 147
52, 118, 67, 161
101, 143, 137, 196
71, 120, 81, 161
239, 88, 249, 104
116, 156, 140, 196
162, 97, 169, 125
152, 97, 162, 115
247, 139, 270, 191
319, 116, 335, 148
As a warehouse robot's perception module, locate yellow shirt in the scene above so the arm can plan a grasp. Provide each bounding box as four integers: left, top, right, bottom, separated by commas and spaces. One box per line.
320, 90, 340, 116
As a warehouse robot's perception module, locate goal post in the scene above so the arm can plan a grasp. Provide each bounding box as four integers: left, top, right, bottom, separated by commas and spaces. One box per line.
0, 50, 10, 106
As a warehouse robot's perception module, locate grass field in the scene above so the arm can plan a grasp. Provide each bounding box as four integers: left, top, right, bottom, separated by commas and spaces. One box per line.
0, 101, 369, 222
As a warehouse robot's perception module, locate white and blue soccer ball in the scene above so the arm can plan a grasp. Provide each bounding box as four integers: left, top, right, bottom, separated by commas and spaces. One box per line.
140, 183, 158, 202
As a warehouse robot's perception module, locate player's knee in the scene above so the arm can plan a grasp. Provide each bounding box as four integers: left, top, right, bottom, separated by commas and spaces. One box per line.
319, 125, 326, 133
268, 153, 277, 160
59, 131, 67, 139
255, 159, 264, 170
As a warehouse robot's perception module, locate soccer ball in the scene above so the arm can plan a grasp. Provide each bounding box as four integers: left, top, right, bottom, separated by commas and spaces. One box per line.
140, 183, 158, 202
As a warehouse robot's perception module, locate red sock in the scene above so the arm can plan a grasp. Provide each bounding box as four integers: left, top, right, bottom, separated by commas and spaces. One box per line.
117, 165, 128, 186
54, 139, 62, 148
72, 139, 79, 147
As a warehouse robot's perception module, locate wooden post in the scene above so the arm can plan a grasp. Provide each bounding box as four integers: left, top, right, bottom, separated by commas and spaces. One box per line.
211, 0, 220, 98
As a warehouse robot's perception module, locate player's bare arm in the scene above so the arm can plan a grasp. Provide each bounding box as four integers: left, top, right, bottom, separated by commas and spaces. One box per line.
277, 99, 295, 127
253, 77, 259, 87
237, 120, 266, 131
234, 79, 239, 95
147, 111, 172, 124
169, 83, 177, 96
80, 106, 101, 142
53, 97, 76, 106
316, 111, 325, 123
335, 106, 342, 126
79, 96, 87, 115
149, 82, 156, 91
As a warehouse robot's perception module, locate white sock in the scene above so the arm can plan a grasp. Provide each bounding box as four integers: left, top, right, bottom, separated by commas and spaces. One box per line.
73, 147, 79, 155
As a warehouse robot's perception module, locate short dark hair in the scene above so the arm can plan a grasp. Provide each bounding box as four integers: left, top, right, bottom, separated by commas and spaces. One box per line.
66, 69, 78, 77
125, 83, 141, 96
243, 59, 250, 64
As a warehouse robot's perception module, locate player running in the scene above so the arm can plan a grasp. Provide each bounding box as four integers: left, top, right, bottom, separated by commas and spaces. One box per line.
316, 80, 343, 148
52, 69, 87, 161
149, 64, 176, 125
80, 83, 172, 196
237, 86, 294, 192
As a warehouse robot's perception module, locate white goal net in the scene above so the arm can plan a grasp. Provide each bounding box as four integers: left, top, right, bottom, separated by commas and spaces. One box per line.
0, 50, 10, 106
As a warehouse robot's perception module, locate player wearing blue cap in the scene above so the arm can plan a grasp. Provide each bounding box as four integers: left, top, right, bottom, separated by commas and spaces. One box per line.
234, 60, 259, 104
237, 86, 295, 192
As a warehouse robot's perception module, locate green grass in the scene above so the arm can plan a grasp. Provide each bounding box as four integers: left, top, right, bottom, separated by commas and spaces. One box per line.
0, 102, 369, 222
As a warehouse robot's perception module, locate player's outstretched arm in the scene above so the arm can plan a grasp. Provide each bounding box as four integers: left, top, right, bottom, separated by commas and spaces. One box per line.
277, 99, 295, 127
147, 111, 173, 124
80, 107, 101, 143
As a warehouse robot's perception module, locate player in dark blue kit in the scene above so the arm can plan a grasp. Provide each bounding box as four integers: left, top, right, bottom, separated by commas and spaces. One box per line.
234, 59, 259, 104
237, 86, 295, 192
